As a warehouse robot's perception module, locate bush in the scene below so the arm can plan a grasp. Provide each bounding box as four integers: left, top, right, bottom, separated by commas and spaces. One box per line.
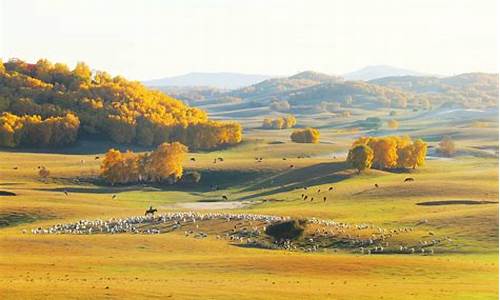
265, 219, 306, 241
438, 136, 455, 157
181, 171, 202, 184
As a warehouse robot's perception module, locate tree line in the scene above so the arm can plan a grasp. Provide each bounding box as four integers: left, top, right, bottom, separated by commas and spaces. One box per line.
0, 112, 79, 147
347, 136, 427, 172
0, 58, 242, 149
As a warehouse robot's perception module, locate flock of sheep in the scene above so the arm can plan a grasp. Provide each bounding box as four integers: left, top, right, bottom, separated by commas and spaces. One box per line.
28, 211, 446, 255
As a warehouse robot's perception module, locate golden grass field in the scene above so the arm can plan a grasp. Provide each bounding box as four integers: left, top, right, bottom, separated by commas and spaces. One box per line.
0, 114, 498, 299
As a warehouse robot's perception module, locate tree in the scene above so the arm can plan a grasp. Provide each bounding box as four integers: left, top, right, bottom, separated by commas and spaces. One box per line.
397, 139, 427, 169
290, 128, 320, 143
147, 142, 187, 183
347, 144, 374, 173
438, 136, 455, 157
387, 119, 399, 129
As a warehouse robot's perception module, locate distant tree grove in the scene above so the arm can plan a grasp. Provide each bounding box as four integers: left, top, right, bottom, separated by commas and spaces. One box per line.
347, 136, 427, 171
100, 142, 187, 185
0, 58, 242, 149
262, 115, 296, 129
290, 128, 320, 143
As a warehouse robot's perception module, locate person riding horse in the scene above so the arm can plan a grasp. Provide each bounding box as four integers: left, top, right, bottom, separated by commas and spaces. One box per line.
145, 206, 158, 216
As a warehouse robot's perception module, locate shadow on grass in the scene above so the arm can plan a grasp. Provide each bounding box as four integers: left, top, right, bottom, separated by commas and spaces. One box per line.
0, 211, 55, 228
237, 161, 353, 200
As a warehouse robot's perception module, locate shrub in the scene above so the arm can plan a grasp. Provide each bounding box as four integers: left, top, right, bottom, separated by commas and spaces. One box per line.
438, 136, 455, 157
181, 171, 202, 184
265, 219, 306, 241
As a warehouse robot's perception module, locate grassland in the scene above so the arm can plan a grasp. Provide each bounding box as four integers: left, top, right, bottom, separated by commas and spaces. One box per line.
0, 107, 498, 299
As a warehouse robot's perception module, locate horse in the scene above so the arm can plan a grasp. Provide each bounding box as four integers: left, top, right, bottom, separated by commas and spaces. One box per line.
145, 206, 157, 216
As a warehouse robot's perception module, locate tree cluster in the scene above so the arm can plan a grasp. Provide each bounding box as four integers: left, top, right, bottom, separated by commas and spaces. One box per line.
348, 136, 427, 171
438, 136, 456, 157
290, 128, 320, 143
0, 112, 79, 147
262, 115, 297, 129
0, 58, 242, 150
100, 142, 187, 185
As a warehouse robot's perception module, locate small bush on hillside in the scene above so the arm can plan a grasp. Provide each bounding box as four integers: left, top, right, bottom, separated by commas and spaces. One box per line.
265, 219, 306, 241
438, 136, 456, 157
181, 171, 202, 184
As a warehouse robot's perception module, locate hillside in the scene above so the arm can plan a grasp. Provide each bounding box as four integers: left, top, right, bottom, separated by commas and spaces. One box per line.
199, 71, 499, 115
371, 73, 499, 108
0, 59, 242, 150
143, 72, 272, 89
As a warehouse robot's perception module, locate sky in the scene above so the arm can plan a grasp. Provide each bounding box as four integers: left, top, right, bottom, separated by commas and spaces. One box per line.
0, 0, 498, 80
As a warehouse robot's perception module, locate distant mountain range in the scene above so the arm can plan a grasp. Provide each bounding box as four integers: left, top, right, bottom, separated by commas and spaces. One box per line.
144, 66, 432, 90
143, 72, 272, 89
343, 65, 428, 81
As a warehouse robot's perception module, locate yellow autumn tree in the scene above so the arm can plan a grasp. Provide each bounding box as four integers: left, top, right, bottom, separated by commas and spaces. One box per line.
347, 144, 374, 173
290, 128, 320, 143
351, 136, 427, 170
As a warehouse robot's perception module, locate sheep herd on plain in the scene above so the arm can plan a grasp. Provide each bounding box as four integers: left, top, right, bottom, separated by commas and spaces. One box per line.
28, 211, 447, 255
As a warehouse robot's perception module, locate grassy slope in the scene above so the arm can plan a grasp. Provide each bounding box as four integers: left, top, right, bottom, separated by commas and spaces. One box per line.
0, 109, 498, 299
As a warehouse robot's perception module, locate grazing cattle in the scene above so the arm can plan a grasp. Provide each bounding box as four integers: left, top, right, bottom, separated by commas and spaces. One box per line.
404, 177, 415, 182
222, 195, 228, 201
13, 167, 18, 170
328, 187, 334, 191
145, 206, 157, 216
323, 197, 327, 202
213, 159, 217, 164
112, 194, 117, 199
218, 157, 224, 162
303, 186, 308, 190
304, 196, 308, 200
374, 184, 379, 188
190, 157, 196, 161
290, 165, 294, 168
63, 190, 69, 196
310, 197, 314, 202
282, 158, 287, 160
317, 189, 321, 193
95, 156, 100, 160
